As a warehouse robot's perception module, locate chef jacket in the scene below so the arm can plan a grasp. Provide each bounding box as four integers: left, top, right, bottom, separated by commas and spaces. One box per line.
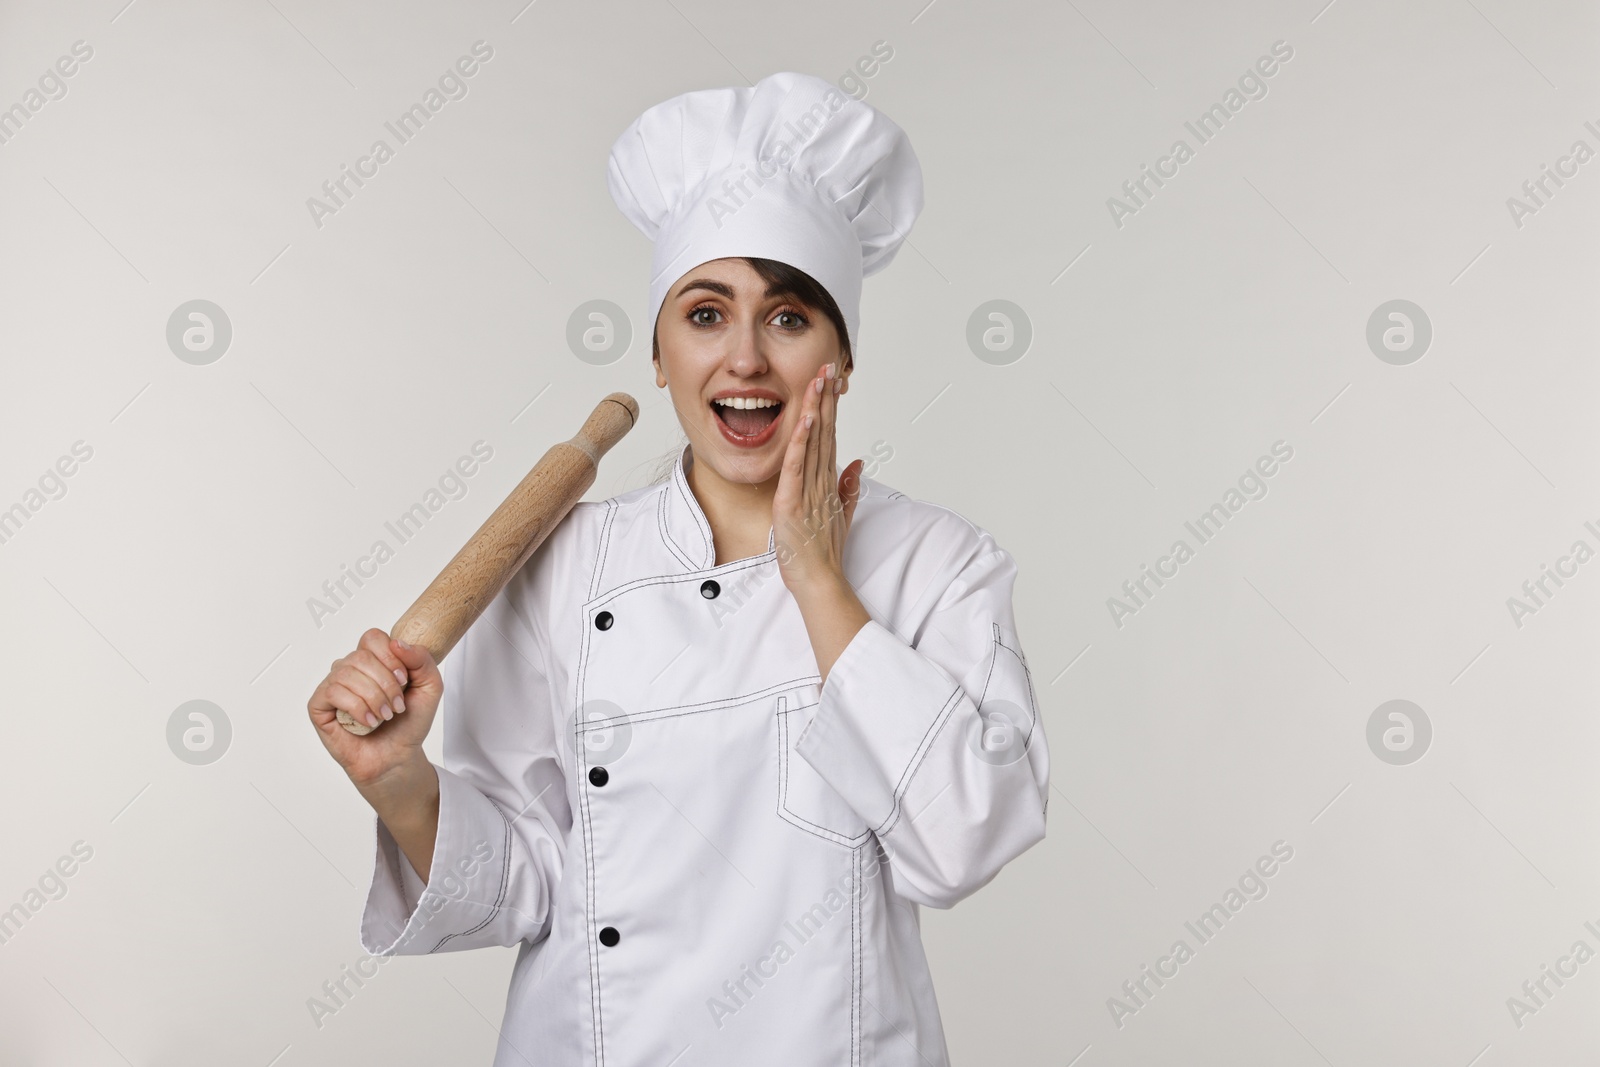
359, 443, 1051, 1066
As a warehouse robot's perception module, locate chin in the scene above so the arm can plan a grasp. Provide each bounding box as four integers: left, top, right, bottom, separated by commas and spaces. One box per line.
701, 447, 782, 485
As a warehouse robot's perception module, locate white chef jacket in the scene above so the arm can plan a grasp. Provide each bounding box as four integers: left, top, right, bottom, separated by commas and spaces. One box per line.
359, 443, 1050, 1066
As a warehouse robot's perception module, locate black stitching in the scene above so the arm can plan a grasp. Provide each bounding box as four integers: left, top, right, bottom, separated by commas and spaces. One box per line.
988, 626, 1041, 749
976, 623, 1002, 712
588, 499, 617, 601
657, 484, 696, 570
1020, 648, 1041, 751
580, 720, 605, 1064
873, 685, 964, 838
673, 459, 715, 567
852, 837, 861, 1065
887, 684, 963, 821
994, 623, 1025, 661
775, 695, 789, 830
574, 591, 605, 1063
428, 800, 514, 952
578, 676, 818, 730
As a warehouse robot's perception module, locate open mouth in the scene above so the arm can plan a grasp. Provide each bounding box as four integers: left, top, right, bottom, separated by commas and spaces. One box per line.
711, 397, 784, 441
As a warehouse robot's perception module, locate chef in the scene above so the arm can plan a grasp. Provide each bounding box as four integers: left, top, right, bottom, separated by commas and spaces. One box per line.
307, 70, 1050, 1066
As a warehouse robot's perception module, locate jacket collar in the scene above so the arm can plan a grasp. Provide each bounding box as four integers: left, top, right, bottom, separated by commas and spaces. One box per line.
660, 444, 776, 571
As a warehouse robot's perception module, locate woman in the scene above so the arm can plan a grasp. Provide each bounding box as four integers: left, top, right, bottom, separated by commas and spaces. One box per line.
307, 72, 1049, 1066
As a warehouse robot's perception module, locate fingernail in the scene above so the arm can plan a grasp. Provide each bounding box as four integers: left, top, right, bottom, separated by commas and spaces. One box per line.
394, 695, 406, 713
394, 668, 407, 686
825, 362, 835, 380
833, 379, 842, 394
366, 712, 380, 728
381, 703, 393, 721
815, 378, 823, 394
804, 414, 814, 429
395, 639, 411, 650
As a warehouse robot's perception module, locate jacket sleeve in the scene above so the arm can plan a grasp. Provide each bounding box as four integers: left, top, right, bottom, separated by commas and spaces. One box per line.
793, 526, 1050, 909
359, 556, 570, 956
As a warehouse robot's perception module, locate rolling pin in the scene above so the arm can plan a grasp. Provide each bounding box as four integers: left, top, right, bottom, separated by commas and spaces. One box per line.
336, 392, 639, 735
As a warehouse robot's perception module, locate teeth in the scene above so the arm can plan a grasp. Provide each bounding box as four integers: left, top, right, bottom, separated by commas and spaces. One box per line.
713, 397, 780, 410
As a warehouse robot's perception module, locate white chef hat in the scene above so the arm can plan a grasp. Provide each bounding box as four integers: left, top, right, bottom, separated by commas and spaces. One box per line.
606, 71, 923, 360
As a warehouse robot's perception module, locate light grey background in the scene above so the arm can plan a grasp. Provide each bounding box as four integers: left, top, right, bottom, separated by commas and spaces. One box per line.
1, 0, 1596, 1063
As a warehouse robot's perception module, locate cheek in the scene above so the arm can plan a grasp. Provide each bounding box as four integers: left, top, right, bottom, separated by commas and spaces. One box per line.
788, 367, 822, 399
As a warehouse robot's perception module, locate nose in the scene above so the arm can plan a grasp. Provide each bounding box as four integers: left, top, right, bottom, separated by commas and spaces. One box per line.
724, 318, 768, 377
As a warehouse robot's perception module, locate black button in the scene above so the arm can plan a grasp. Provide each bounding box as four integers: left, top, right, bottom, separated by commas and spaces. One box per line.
700, 579, 720, 599
588, 766, 609, 787
599, 926, 620, 947
594, 610, 613, 631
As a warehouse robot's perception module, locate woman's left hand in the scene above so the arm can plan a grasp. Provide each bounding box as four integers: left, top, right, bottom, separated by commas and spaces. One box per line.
774, 360, 863, 595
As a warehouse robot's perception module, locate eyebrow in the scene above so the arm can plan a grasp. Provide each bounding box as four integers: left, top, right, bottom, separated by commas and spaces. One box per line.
673, 278, 800, 303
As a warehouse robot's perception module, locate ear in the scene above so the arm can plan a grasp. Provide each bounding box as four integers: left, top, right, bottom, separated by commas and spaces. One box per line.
654, 356, 667, 389
838, 355, 853, 394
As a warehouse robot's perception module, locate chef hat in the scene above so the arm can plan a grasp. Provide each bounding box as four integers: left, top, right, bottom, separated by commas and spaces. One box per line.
606, 71, 923, 359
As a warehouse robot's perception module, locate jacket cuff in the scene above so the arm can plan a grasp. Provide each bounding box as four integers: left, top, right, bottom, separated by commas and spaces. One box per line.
795, 618, 963, 834
359, 763, 513, 956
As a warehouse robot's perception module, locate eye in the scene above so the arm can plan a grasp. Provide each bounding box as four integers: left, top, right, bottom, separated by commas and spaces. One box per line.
772, 308, 810, 330
687, 303, 722, 327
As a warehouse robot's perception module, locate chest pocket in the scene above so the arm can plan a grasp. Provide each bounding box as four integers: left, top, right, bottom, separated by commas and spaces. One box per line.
777, 693, 872, 848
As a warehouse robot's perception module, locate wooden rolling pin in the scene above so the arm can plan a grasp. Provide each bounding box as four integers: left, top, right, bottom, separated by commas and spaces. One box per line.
336, 392, 639, 735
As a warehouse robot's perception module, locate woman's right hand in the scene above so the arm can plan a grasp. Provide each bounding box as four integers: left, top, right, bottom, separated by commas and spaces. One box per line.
307, 628, 444, 791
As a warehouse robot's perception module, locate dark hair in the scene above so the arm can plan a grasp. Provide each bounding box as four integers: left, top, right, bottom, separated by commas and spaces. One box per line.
652, 257, 852, 372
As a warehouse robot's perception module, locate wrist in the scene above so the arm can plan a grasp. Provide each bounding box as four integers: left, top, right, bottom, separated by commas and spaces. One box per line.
788, 566, 855, 609
789, 570, 871, 683
356, 753, 439, 826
